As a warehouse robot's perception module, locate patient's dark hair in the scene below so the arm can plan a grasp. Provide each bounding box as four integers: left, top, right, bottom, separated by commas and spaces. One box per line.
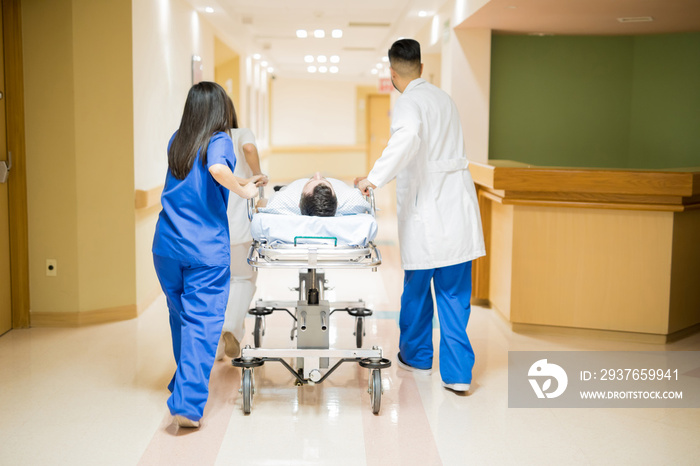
300, 184, 337, 217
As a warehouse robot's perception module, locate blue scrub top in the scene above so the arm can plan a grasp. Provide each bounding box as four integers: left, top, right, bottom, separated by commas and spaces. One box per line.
152, 131, 237, 267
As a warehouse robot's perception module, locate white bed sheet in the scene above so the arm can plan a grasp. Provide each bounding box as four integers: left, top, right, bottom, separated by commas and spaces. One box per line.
250, 212, 378, 247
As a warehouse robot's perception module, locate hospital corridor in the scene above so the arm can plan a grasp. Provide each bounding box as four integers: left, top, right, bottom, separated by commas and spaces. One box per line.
2, 0, 700, 464
0, 195, 699, 465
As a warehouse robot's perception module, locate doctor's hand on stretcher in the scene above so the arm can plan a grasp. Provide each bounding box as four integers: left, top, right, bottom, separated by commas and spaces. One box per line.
209, 163, 264, 199
353, 177, 377, 196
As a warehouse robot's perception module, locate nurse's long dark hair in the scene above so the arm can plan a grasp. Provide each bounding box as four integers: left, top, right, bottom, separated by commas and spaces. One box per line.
168, 81, 238, 180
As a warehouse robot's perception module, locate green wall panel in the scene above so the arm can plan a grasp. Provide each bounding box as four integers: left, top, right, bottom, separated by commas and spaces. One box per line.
489, 33, 700, 169
629, 33, 700, 169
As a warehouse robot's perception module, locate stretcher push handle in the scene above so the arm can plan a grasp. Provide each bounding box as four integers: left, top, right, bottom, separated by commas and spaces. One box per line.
293, 236, 338, 247
247, 186, 266, 221
365, 187, 376, 218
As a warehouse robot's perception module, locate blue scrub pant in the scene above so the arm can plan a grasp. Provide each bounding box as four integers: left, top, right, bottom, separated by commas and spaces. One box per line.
399, 261, 474, 384
153, 254, 230, 421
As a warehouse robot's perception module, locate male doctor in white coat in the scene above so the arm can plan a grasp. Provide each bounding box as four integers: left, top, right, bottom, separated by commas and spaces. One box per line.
356, 38, 485, 393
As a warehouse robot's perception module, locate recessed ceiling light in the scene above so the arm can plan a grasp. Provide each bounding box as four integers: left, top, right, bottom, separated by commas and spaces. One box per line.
375, 63, 383, 69
418, 11, 428, 17
260, 61, 268, 67
371, 69, 378, 75
304, 55, 314, 63
332, 29, 343, 38
319, 66, 328, 73
308, 66, 317, 73
253, 54, 261, 60
330, 66, 339, 73
267, 67, 274, 73
382, 57, 389, 62
205, 7, 214, 13
296, 29, 308, 38
617, 16, 653, 23
330, 55, 340, 63
317, 55, 327, 63
314, 29, 325, 38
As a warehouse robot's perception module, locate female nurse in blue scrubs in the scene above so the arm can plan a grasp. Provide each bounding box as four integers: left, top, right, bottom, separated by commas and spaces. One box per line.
152, 81, 263, 428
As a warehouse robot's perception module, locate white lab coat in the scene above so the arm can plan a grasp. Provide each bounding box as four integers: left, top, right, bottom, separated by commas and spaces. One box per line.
227, 128, 257, 245
367, 78, 485, 270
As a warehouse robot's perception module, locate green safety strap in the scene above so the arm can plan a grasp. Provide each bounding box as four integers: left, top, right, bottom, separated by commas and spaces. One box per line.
293, 236, 338, 246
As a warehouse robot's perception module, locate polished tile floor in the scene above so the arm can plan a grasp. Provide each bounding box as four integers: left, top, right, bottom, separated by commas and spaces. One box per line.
1, 210, 699, 465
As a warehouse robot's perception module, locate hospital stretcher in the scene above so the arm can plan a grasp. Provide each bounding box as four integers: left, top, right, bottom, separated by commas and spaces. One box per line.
231, 187, 391, 415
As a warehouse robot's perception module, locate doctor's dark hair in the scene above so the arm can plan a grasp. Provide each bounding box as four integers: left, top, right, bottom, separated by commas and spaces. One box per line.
299, 184, 337, 217
388, 38, 421, 77
168, 81, 238, 180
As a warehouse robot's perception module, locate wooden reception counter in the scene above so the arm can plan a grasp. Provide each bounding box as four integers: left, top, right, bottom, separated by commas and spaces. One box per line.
470, 161, 700, 342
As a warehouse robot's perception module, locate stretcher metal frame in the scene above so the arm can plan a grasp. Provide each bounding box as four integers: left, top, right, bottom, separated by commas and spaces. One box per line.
233, 186, 391, 415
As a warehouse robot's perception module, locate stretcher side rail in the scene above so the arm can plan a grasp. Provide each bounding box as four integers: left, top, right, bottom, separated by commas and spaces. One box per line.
247, 241, 382, 270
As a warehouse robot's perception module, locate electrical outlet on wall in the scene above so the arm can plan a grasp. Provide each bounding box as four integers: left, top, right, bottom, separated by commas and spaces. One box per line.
46, 259, 57, 277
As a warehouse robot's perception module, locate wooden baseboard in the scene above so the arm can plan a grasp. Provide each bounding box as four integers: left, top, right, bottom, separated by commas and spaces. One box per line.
512, 322, 675, 345
31, 304, 138, 327
30, 290, 164, 328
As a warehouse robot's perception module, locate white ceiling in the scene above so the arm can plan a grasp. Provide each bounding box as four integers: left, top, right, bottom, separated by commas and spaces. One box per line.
188, 0, 446, 81
184, 0, 700, 81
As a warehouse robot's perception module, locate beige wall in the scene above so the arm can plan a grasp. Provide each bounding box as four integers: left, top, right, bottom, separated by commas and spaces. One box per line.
22, 0, 79, 314
422, 53, 442, 87
23, 0, 135, 319
214, 40, 241, 114
132, 0, 218, 313
413, 0, 491, 165
270, 77, 359, 146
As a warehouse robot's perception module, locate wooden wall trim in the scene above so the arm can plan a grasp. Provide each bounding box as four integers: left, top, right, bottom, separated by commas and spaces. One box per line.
135, 185, 163, 210
493, 168, 694, 196
471, 162, 700, 212
270, 145, 366, 154
4, 0, 30, 328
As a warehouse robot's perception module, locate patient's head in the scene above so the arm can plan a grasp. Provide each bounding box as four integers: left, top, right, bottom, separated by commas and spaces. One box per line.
299, 172, 337, 217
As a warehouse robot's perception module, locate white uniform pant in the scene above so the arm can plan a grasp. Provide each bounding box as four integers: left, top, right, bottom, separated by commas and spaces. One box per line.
216, 242, 257, 357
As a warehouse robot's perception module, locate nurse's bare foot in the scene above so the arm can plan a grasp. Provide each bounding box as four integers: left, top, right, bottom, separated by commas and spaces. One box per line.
175, 415, 200, 428
222, 331, 240, 358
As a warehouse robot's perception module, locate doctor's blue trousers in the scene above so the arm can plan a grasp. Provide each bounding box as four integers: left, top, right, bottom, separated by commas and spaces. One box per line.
399, 261, 474, 384
153, 254, 230, 421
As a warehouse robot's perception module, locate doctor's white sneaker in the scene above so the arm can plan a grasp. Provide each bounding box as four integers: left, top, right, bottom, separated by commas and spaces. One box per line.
175, 415, 200, 428
442, 382, 470, 393
222, 331, 241, 358
396, 352, 432, 375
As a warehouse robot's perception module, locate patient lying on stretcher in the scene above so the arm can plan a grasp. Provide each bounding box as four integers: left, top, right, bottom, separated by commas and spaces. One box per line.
257, 173, 370, 217
252, 174, 377, 246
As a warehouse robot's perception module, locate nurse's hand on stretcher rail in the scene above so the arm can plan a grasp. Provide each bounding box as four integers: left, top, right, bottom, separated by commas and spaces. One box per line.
251, 173, 269, 187
353, 177, 377, 196
209, 164, 264, 199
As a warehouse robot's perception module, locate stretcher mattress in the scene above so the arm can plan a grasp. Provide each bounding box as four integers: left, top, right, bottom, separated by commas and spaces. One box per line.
250, 212, 378, 247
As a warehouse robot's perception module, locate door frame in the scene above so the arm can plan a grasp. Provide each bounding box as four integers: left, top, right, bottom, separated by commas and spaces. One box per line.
2, 0, 30, 328
365, 93, 391, 173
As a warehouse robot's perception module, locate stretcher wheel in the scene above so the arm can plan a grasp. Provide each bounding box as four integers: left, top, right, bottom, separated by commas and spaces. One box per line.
354, 317, 364, 348
369, 368, 382, 414
253, 316, 264, 348
242, 368, 253, 414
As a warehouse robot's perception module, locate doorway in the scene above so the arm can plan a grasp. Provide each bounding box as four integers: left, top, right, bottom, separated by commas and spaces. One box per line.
1, 0, 30, 334
366, 94, 394, 211
0, 2, 11, 335
366, 94, 390, 170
